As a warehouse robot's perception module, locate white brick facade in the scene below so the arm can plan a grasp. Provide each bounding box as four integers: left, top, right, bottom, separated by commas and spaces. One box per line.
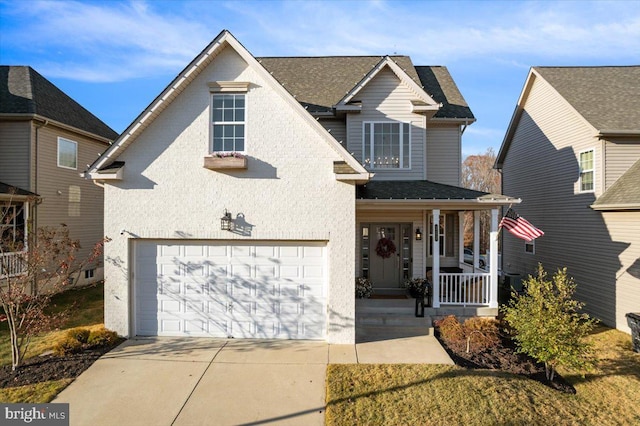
103, 46, 357, 343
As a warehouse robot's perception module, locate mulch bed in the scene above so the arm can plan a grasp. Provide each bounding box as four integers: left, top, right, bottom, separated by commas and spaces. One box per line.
435, 329, 576, 394
0, 340, 124, 388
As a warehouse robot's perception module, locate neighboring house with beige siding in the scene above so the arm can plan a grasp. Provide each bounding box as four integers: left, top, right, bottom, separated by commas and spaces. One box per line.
87, 30, 516, 343
0, 66, 118, 283
496, 66, 640, 333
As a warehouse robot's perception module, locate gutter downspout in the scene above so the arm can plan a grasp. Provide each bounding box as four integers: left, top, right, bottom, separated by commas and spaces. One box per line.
32, 119, 48, 295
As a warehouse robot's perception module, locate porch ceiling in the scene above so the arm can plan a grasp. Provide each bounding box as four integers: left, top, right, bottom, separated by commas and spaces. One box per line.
356, 180, 519, 209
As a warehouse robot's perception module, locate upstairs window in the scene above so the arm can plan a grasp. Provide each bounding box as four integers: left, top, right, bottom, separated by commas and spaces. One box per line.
363, 122, 410, 169
579, 149, 594, 192
211, 94, 245, 153
57, 137, 77, 169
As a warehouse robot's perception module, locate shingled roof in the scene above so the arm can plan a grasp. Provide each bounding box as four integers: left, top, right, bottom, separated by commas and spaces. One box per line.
592, 158, 640, 210
534, 66, 640, 133
0, 66, 118, 141
356, 180, 517, 202
258, 56, 474, 119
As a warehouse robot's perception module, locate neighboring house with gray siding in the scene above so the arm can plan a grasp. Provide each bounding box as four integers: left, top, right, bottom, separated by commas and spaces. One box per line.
88, 30, 516, 343
496, 66, 640, 333
0, 66, 118, 282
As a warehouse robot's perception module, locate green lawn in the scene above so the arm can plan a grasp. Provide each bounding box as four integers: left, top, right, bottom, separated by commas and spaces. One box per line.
326, 326, 640, 425
0, 282, 105, 403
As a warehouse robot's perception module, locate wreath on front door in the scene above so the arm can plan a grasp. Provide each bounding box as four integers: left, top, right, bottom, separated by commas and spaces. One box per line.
375, 237, 397, 259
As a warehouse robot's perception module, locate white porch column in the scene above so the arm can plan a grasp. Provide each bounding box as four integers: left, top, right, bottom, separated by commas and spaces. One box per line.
473, 211, 480, 270
432, 209, 440, 308
489, 208, 499, 308
458, 211, 465, 266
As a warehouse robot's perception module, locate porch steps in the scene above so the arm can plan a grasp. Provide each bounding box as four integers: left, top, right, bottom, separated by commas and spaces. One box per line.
355, 298, 498, 341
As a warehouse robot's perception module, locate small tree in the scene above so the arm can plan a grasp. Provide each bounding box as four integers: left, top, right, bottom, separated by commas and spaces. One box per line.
502, 264, 597, 381
1, 219, 108, 370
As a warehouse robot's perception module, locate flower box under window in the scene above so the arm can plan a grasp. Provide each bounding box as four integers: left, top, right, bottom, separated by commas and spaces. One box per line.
203, 154, 247, 170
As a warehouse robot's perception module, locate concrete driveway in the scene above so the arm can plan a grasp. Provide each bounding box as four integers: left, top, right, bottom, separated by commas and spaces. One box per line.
54, 334, 452, 425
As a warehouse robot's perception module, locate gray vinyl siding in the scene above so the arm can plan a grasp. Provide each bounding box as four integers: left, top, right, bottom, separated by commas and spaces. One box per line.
318, 118, 346, 145
603, 138, 640, 190
502, 74, 637, 332
426, 124, 461, 186
34, 124, 107, 270
0, 121, 31, 190
601, 211, 640, 333
346, 67, 425, 180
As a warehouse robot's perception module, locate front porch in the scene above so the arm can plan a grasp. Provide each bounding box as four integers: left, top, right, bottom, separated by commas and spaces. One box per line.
355, 297, 499, 342
356, 180, 519, 311
0, 251, 26, 278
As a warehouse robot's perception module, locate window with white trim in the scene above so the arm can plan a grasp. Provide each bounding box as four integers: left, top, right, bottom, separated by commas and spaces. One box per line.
525, 239, 535, 254
579, 149, 594, 192
363, 122, 410, 169
211, 94, 245, 153
57, 138, 77, 169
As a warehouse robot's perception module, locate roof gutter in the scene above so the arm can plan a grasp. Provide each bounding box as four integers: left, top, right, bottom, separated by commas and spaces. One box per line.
0, 113, 114, 145
590, 203, 640, 211
597, 129, 640, 138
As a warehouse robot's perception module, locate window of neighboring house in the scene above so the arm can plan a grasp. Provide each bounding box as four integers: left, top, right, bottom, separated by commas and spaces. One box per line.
211, 94, 245, 153
57, 137, 78, 169
84, 269, 95, 279
363, 122, 410, 169
0, 204, 25, 252
579, 149, 595, 192
525, 239, 535, 254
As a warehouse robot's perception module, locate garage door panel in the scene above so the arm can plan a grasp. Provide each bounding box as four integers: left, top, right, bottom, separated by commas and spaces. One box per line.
135, 241, 326, 339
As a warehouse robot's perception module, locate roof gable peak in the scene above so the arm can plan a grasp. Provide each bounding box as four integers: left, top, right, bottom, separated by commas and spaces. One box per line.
335, 56, 440, 111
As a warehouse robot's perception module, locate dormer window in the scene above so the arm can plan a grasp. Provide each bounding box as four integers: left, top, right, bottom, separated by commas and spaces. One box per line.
363, 122, 410, 169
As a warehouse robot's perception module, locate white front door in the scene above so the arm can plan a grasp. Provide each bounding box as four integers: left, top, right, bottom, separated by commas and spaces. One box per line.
134, 240, 327, 339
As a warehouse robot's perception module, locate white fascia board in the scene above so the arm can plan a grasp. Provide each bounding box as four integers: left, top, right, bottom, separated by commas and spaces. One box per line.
88, 167, 124, 181
356, 198, 518, 210
87, 33, 227, 174
591, 203, 640, 211
335, 172, 372, 183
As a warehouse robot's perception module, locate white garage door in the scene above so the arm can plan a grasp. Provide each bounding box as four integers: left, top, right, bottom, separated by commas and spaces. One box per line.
134, 240, 327, 339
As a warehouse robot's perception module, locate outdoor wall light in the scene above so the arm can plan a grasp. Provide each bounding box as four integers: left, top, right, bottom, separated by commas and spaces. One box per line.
220, 209, 233, 231
415, 228, 422, 241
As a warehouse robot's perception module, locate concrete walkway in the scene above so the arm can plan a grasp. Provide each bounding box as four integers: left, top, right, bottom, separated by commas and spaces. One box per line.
54, 332, 452, 426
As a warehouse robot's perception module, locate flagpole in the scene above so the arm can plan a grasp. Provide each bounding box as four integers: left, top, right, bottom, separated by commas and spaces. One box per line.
496, 203, 513, 238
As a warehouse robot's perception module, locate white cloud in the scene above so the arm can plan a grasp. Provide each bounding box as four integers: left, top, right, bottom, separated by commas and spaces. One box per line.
2, 0, 638, 83
3, 0, 213, 82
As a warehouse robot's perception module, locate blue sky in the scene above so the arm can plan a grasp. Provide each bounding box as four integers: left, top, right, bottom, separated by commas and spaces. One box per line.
1, 0, 639, 156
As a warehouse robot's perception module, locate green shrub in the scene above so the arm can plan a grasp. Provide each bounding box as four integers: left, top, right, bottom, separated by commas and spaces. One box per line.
87, 327, 119, 347
66, 327, 90, 344
53, 336, 83, 356
502, 264, 597, 381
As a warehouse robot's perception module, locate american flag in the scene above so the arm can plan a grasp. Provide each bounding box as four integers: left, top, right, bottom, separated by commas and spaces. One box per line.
499, 208, 544, 241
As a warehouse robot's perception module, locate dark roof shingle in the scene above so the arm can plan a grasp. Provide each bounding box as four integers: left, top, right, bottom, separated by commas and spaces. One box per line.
258, 56, 473, 119
593, 158, 640, 209
357, 180, 488, 200
534, 66, 640, 132
0, 66, 118, 141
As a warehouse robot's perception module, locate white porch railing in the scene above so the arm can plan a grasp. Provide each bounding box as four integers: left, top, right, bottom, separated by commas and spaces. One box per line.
439, 272, 491, 306
0, 251, 27, 279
